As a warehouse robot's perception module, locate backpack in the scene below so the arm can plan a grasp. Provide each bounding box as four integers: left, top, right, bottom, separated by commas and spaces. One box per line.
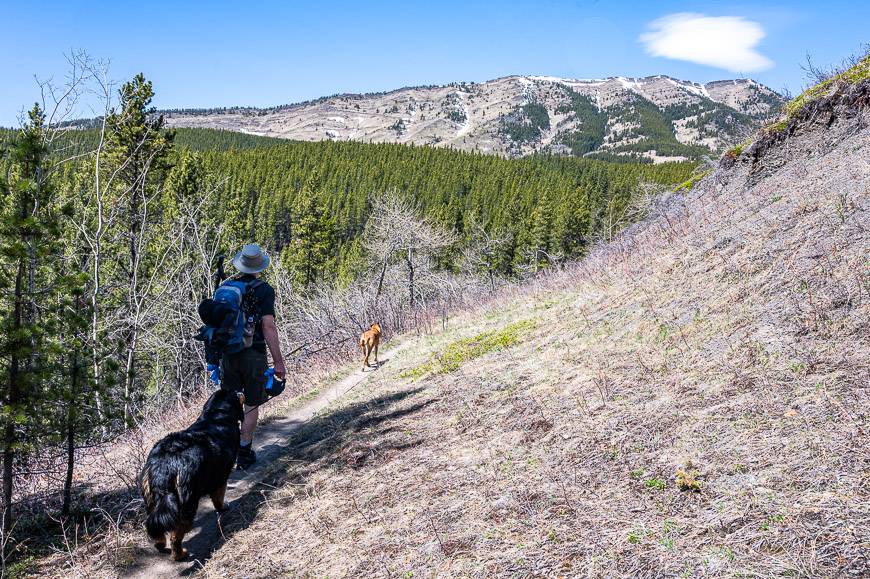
195, 278, 263, 364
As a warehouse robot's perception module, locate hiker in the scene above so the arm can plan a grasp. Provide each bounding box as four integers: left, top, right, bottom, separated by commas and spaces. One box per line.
220, 243, 286, 470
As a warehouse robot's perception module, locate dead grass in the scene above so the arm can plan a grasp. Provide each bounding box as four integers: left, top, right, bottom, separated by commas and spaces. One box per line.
192, 110, 869, 576
722, 48, 870, 169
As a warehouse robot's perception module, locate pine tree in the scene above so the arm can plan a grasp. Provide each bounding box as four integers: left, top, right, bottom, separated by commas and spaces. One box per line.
516, 195, 557, 272
0, 105, 86, 529
57, 273, 91, 517
103, 74, 174, 426
555, 187, 591, 256
282, 171, 335, 290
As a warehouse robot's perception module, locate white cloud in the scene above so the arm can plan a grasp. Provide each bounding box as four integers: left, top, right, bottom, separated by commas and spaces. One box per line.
639, 13, 774, 73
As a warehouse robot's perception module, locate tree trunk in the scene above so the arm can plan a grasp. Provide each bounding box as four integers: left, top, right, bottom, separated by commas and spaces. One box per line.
3, 260, 25, 533
125, 173, 141, 427
123, 333, 138, 427
90, 260, 106, 437
406, 248, 415, 309
91, 126, 107, 436
61, 342, 80, 517
2, 419, 14, 535
375, 254, 389, 299
305, 246, 314, 288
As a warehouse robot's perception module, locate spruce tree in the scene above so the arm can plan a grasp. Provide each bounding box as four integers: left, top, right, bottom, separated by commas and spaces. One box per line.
0, 105, 85, 529
282, 171, 335, 290
103, 74, 174, 426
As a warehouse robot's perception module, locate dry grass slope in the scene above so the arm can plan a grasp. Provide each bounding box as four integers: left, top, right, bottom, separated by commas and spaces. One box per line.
192, 91, 869, 575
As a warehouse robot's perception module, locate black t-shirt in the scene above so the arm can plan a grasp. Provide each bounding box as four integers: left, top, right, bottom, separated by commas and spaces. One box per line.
234, 274, 276, 352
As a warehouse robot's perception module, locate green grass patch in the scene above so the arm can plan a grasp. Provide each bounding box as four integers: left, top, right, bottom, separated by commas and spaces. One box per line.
645, 477, 666, 490
5, 556, 36, 578
401, 320, 536, 379
725, 137, 754, 159
674, 169, 711, 192
660, 520, 678, 550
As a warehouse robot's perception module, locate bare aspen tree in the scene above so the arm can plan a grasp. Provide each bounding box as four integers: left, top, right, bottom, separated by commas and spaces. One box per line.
461, 215, 510, 292
67, 61, 176, 430
157, 158, 226, 403
79, 74, 182, 428
363, 192, 455, 309
601, 182, 667, 242
68, 56, 121, 434
63, 58, 153, 434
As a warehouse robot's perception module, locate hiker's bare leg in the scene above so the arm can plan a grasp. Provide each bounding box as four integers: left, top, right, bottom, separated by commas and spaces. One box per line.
241, 405, 258, 444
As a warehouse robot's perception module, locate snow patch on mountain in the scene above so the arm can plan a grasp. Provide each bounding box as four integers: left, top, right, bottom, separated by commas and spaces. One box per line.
164, 73, 784, 161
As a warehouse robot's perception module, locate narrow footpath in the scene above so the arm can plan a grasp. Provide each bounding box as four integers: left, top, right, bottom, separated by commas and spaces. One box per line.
122, 344, 404, 578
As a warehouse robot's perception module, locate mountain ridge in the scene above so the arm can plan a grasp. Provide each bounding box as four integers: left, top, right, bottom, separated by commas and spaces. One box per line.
163, 74, 784, 162
160, 75, 771, 115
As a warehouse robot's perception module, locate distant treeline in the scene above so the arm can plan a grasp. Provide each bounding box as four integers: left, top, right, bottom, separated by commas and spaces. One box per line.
160, 81, 478, 117
7, 124, 696, 280
170, 128, 695, 280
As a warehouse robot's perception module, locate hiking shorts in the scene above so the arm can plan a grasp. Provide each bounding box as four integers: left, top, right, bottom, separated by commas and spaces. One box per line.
220, 348, 268, 407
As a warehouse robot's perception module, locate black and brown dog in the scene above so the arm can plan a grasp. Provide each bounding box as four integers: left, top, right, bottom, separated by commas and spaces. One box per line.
140, 389, 245, 560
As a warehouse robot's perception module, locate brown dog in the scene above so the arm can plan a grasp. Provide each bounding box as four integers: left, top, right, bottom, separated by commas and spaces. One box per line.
360, 323, 381, 370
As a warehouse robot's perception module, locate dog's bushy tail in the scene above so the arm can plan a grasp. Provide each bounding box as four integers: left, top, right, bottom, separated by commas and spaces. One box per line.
143, 466, 180, 540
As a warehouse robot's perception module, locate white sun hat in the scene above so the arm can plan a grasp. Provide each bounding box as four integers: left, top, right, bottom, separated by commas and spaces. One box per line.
232, 243, 271, 274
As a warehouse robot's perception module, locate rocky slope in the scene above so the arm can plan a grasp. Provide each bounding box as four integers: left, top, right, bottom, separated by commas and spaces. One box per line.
164, 75, 783, 162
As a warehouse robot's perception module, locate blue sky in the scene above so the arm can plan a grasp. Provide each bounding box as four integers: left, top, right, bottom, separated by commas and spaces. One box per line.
1, 0, 867, 126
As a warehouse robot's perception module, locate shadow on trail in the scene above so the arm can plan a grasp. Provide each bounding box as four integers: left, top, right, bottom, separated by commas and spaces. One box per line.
126, 384, 433, 576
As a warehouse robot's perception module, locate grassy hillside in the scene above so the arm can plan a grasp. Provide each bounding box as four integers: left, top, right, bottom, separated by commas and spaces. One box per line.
182, 86, 866, 576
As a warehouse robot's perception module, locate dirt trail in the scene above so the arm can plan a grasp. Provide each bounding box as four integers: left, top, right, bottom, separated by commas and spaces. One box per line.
121, 345, 404, 579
